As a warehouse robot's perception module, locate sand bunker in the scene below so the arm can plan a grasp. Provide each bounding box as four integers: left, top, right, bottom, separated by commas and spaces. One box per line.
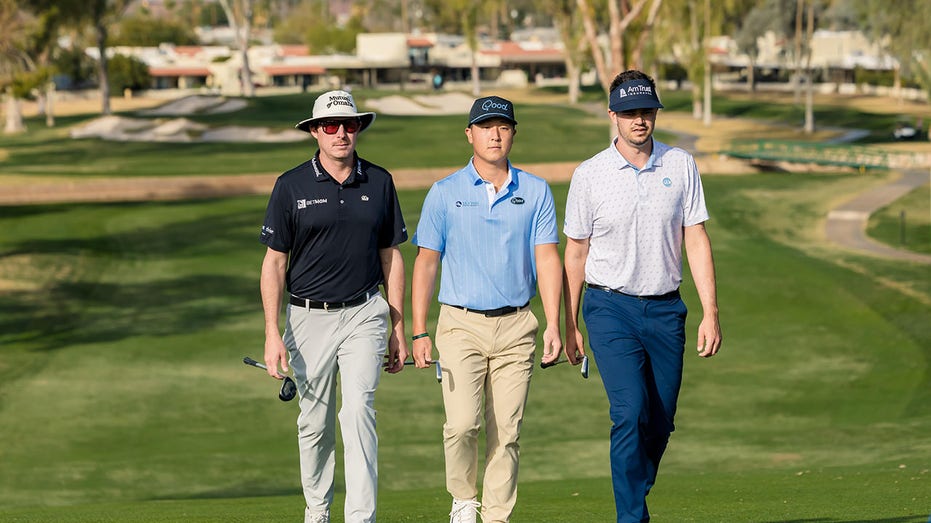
139, 95, 246, 116
71, 93, 473, 143
366, 92, 475, 115
70, 115, 306, 143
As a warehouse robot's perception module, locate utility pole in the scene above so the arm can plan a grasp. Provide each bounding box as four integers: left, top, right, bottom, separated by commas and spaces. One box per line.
804, 0, 814, 134
702, 0, 712, 127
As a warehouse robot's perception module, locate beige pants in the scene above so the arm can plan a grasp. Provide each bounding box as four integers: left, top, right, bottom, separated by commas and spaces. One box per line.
435, 304, 538, 523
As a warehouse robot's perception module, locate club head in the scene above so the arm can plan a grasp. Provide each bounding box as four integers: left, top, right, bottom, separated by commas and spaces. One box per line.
581, 356, 590, 379
279, 376, 297, 401
434, 361, 443, 383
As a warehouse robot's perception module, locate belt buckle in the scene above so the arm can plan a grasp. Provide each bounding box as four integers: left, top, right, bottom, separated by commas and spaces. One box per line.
323, 301, 329, 311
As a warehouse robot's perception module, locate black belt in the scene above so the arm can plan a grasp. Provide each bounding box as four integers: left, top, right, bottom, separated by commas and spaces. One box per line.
449, 302, 530, 318
586, 283, 679, 301
289, 287, 379, 310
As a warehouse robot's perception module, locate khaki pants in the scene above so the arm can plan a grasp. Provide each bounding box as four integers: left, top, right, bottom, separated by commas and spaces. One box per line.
435, 304, 538, 523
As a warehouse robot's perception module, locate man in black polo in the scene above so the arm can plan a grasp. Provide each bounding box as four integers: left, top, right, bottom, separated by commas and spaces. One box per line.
259, 90, 408, 523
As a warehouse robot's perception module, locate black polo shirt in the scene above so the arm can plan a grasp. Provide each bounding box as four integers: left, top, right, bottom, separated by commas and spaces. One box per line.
260, 151, 407, 302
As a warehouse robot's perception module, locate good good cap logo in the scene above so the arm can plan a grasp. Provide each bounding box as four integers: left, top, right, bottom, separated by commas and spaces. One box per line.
482, 99, 510, 112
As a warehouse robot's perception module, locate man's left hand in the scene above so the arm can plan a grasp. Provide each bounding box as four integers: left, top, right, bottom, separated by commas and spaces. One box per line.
696, 314, 722, 358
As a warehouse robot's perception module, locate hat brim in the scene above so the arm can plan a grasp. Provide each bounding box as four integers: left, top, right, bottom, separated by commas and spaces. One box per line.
296, 112, 376, 134
469, 113, 518, 126
609, 99, 664, 113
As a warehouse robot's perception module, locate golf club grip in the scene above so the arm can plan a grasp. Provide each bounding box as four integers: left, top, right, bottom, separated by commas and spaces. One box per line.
243, 356, 267, 370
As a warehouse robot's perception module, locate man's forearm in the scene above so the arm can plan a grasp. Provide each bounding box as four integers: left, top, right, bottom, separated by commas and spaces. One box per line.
684, 224, 718, 315
535, 243, 563, 327
261, 250, 287, 337
563, 238, 589, 329
380, 246, 406, 329
411, 248, 440, 334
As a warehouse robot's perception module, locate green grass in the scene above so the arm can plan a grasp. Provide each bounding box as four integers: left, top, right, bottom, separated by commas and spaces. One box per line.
0, 93, 611, 178
1, 169, 929, 521
867, 183, 931, 255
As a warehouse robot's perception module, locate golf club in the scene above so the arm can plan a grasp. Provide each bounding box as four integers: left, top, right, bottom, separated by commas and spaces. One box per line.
402, 360, 443, 383
243, 356, 297, 401
540, 355, 589, 379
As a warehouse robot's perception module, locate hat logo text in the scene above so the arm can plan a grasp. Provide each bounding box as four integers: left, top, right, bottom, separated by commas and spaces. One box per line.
327, 95, 354, 109
482, 100, 510, 112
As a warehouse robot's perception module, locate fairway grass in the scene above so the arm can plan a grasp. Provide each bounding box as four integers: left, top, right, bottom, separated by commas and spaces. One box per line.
1, 170, 929, 522
868, 183, 931, 255
0, 469, 927, 522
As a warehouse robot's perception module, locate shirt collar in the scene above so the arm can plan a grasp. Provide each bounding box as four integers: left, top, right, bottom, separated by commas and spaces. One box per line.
466, 157, 518, 189
611, 137, 660, 173
312, 151, 366, 184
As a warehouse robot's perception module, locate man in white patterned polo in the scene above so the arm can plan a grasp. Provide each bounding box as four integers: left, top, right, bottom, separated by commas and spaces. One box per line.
562, 70, 722, 523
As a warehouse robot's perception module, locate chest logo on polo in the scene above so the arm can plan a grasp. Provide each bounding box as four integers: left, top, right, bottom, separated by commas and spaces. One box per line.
662, 178, 672, 187
455, 201, 479, 208
296, 198, 328, 209
361, 195, 369, 201
510, 197, 525, 205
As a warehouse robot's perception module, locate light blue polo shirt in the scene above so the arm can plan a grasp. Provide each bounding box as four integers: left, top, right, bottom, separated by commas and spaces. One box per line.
413, 159, 559, 310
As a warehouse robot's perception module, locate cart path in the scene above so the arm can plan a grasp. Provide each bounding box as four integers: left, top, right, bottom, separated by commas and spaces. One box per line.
825, 168, 931, 264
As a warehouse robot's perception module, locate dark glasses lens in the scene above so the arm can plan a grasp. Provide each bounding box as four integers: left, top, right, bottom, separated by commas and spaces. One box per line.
319, 120, 361, 134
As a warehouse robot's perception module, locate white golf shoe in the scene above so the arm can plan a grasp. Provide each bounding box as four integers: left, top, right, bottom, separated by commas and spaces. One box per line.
449, 498, 481, 523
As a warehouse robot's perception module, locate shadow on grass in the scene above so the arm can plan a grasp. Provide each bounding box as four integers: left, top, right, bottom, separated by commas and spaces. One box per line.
0, 203, 261, 353
150, 483, 307, 502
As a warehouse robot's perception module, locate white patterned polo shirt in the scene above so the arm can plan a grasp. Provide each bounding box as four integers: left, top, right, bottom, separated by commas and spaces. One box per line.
563, 138, 709, 295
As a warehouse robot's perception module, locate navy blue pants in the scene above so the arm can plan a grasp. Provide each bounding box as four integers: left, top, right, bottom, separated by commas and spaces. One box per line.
582, 287, 687, 523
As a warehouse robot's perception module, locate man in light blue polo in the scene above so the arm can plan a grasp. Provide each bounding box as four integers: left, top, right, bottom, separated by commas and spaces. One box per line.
563, 69, 722, 522
410, 95, 563, 523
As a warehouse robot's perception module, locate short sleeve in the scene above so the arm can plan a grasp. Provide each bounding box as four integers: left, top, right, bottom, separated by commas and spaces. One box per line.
259, 178, 293, 253
563, 166, 593, 240
412, 184, 447, 252
682, 155, 709, 227
378, 175, 408, 248
534, 183, 559, 245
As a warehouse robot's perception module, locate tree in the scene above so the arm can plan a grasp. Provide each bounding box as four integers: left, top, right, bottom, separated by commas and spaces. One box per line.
108, 53, 151, 93
654, 0, 705, 119
853, 0, 931, 102
111, 14, 198, 46
535, 0, 587, 103
576, 0, 664, 94
734, 2, 774, 92
0, 0, 70, 132
218, 0, 256, 97
0, 0, 30, 134
90, 0, 132, 115
656, 0, 755, 123
424, 0, 488, 96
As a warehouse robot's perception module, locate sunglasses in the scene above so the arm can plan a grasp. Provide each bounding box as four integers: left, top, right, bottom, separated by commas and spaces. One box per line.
318, 119, 361, 134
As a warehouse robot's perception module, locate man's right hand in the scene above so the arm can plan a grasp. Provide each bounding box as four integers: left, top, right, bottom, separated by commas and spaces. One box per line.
565, 328, 586, 365
412, 337, 434, 368
264, 337, 289, 379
